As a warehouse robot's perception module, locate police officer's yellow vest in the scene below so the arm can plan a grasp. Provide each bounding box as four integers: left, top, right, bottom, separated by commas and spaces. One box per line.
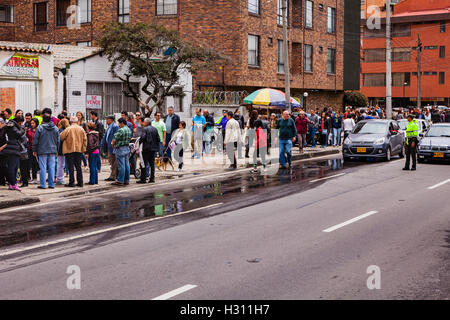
406, 120, 418, 144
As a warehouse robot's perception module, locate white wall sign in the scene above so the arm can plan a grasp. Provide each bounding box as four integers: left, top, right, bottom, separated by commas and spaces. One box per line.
86, 95, 102, 109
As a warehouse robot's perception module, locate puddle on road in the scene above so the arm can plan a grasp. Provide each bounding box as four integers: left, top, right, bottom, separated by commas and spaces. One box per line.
0, 158, 358, 248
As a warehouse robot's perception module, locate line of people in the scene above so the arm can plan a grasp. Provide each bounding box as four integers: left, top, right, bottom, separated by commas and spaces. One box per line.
0, 108, 106, 191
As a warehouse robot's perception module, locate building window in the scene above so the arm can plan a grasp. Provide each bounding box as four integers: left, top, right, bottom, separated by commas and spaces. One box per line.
77, 41, 91, 47
305, 1, 313, 28
118, 0, 129, 23
392, 24, 411, 37
77, 0, 91, 23
277, 40, 285, 74
392, 47, 410, 62
34, 2, 48, 32
424, 46, 438, 50
439, 72, 445, 84
0, 5, 14, 23
172, 87, 184, 112
364, 25, 385, 38
440, 21, 446, 33
248, 34, 260, 67
304, 44, 313, 72
422, 72, 437, 76
327, 48, 335, 74
277, 0, 288, 25
327, 7, 335, 33
56, 0, 70, 26
249, 0, 260, 15
363, 73, 386, 87
156, 0, 177, 16
392, 72, 410, 86
439, 46, 445, 58
364, 49, 385, 62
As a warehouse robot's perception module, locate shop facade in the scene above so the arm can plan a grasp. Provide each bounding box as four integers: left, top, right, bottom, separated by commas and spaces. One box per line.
0, 46, 54, 114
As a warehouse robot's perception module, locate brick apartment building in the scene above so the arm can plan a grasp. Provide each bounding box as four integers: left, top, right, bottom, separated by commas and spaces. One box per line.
360, 0, 450, 107
0, 0, 360, 111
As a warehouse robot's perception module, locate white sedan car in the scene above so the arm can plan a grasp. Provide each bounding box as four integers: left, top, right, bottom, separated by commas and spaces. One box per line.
398, 119, 430, 140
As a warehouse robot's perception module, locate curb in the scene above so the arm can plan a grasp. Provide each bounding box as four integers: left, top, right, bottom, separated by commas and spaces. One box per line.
6, 149, 342, 207
0, 196, 40, 210
292, 149, 340, 161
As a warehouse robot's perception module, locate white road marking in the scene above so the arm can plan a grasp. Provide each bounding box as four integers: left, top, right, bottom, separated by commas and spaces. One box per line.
0, 203, 222, 258
428, 179, 450, 190
309, 173, 346, 183
322, 211, 379, 233
152, 284, 198, 300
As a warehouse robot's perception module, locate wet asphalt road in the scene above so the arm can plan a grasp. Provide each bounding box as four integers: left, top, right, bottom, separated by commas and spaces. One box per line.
0, 154, 449, 299
0, 155, 359, 248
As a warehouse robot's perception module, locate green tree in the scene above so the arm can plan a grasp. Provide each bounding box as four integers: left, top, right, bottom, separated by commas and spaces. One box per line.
344, 91, 368, 109
98, 22, 224, 115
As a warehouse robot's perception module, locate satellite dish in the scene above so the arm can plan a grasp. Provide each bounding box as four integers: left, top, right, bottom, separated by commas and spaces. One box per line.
163, 47, 177, 56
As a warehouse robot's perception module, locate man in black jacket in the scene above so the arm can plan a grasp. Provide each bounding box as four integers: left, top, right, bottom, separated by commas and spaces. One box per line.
138, 118, 160, 183
163, 106, 180, 161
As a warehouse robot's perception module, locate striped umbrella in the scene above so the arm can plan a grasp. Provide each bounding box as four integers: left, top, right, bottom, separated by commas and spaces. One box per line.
243, 88, 300, 107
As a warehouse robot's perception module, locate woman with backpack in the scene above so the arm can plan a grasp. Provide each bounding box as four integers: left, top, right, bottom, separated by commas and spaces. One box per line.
86, 122, 100, 185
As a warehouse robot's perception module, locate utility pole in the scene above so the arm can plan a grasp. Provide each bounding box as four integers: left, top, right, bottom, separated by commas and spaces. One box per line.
385, 0, 392, 119
282, 0, 291, 110
416, 34, 422, 109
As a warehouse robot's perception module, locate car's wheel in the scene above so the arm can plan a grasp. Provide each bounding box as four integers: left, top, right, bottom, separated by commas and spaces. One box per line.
399, 145, 405, 158
343, 156, 351, 162
385, 147, 392, 161
418, 158, 425, 164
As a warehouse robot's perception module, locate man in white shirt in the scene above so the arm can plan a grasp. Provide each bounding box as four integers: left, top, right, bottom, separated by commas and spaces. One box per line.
224, 111, 242, 170
343, 114, 356, 141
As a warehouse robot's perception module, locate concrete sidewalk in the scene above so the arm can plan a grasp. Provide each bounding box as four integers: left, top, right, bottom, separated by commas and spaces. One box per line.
0, 145, 341, 209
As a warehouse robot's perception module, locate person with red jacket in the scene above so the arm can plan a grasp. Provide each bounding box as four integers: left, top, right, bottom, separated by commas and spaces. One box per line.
252, 119, 268, 173
295, 111, 308, 153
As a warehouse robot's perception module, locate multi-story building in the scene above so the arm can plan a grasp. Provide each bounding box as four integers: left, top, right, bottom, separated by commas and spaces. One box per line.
1, 1, 360, 111
360, 0, 450, 107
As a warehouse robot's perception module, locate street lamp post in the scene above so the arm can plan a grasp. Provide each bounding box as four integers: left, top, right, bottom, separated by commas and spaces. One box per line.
403, 81, 407, 107
303, 92, 308, 112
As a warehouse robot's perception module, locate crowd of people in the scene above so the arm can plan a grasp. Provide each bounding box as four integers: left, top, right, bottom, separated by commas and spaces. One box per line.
0, 107, 106, 191
1, 103, 448, 191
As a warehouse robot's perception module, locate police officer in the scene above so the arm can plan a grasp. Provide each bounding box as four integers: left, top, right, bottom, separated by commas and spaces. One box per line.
403, 114, 419, 171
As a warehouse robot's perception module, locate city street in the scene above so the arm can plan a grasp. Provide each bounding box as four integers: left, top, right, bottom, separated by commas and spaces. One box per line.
0, 154, 448, 299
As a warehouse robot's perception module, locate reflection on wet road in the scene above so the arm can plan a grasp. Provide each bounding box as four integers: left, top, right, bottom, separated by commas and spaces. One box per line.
0, 156, 364, 248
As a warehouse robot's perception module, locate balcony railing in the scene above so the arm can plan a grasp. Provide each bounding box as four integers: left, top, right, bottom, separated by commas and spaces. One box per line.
193, 90, 248, 106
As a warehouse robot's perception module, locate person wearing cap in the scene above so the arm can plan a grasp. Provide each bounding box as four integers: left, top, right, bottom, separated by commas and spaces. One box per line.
102, 115, 119, 181
60, 116, 87, 187
33, 108, 60, 189
403, 114, 419, 171
111, 118, 132, 186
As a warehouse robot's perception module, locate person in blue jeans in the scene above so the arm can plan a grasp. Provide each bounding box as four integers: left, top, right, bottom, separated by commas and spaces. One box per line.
307, 110, 320, 148
277, 111, 297, 169
332, 111, 343, 146
32, 108, 60, 189
86, 122, 100, 185
112, 118, 132, 186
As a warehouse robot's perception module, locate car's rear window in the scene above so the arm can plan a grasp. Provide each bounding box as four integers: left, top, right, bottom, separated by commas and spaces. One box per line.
353, 122, 387, 134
